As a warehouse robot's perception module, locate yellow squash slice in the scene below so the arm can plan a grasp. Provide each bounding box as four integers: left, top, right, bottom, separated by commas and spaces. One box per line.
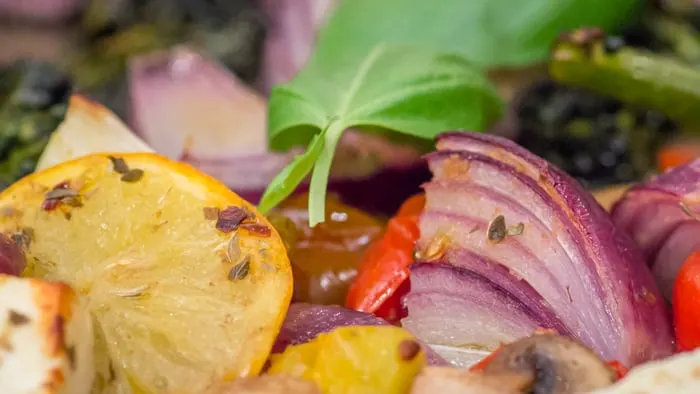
0, 153, 292, 393
269, 326, 426, 394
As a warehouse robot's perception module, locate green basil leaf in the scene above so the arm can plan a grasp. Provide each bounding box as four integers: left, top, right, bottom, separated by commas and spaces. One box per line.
313, 0, 641, 69
268, 44, 503, 150
263, 44, 503, 224
257, 132, 325, 214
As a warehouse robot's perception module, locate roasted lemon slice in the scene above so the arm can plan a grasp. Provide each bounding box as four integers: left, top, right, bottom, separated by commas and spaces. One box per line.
0, 153, 292, 394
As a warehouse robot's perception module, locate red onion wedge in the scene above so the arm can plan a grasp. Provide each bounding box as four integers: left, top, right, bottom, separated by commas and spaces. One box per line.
259, 0, 338, 93
129, 46, 428, 213
611, 159, 700, 300
402, 131, 673, 367
128, 47, 300, 203
404, 262, 568, 350
272, 303, 448, 366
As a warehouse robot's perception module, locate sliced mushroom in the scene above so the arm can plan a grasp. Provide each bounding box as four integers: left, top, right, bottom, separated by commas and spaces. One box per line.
411, 366, 531, 394
483, 333, 616, 394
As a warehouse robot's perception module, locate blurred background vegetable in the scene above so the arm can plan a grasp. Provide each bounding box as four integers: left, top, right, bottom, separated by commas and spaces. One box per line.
5, 0, 700, 201
0, 60, 71, 189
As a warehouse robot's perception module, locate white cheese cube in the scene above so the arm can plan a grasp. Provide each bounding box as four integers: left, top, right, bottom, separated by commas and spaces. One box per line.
0, 274, 94, 394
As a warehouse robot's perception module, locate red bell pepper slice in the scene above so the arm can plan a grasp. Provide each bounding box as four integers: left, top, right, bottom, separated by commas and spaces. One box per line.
345, 194, 424, 323
673, 250, 700, 352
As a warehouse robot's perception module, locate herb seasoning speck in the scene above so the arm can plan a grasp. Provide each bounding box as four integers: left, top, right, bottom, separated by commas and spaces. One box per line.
121, 169, 144, 183
680, 201, 700, 221
227, 234, 241, 264
487, 215, 507, 243
8, 310, 30, 326
228, 257, 251, 281
108, 156, 130, 174
506, 222, 525, 237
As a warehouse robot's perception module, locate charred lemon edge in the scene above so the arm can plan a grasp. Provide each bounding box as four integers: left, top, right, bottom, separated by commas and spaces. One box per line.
0, 152, 294, 378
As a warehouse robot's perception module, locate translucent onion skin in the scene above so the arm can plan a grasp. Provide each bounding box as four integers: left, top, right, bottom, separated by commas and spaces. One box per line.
402, 131, 673, 367
271, 303, 449, 366
611, 159, 700, 300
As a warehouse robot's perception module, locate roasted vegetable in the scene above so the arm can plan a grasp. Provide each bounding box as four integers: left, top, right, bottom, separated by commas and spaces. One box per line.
402, 131, 673, 367
270, 303, 449, 366
0, 153, 293, 392
268, 325, 426, 394
674, 250, 700, 352
514, 79, 678, 187
346, 194, 423, 323
269, 193, 383, 305
0, 274, 95, 394
71, 0, 267, 116
550, 28, 700, 129
481, 334, 616, 393
611, 159, 700, 300
0, 60, 72, 189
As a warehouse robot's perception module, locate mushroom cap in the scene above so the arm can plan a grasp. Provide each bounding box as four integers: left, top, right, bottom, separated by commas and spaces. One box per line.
483, 333, 616, 394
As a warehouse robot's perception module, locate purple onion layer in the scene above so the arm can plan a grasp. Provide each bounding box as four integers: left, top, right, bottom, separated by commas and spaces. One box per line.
402, 131, 673, 367
611, 160, 700, 299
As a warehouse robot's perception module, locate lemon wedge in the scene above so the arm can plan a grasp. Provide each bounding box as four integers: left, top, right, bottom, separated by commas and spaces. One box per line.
0, 153, 292, 393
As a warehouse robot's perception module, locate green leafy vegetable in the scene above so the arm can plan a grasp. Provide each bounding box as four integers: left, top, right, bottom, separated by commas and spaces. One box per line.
259, 44, 503, 226
313, 0, 641, 69
258, 133, 325, 214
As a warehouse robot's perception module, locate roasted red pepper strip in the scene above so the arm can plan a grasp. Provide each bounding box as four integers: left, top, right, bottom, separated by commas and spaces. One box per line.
673, 250, 700, 352
470, 346, 628, 380
345, 194, 424, 322
396, 193, 426, 217
607, 360, 628, 380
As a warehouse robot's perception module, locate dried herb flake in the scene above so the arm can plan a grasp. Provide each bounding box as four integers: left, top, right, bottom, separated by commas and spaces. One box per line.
66, 345, 76, 369
216, 206, 248, 233
506, 222, 525, 237
228, 257, 251, 281
108, 156, 130, 174
45, 188, 78, 200
226, 234, 241, 264
62, 196, 83, 208
11, 227, 34, 249
8, 310, 30, 326
120, 169, 144, 183
680, 201, 700, 221
487, 214, 506, 243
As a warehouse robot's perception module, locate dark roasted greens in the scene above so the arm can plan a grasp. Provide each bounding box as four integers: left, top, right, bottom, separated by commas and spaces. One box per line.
0, 60, 72, 189
70, 0, 267, 117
